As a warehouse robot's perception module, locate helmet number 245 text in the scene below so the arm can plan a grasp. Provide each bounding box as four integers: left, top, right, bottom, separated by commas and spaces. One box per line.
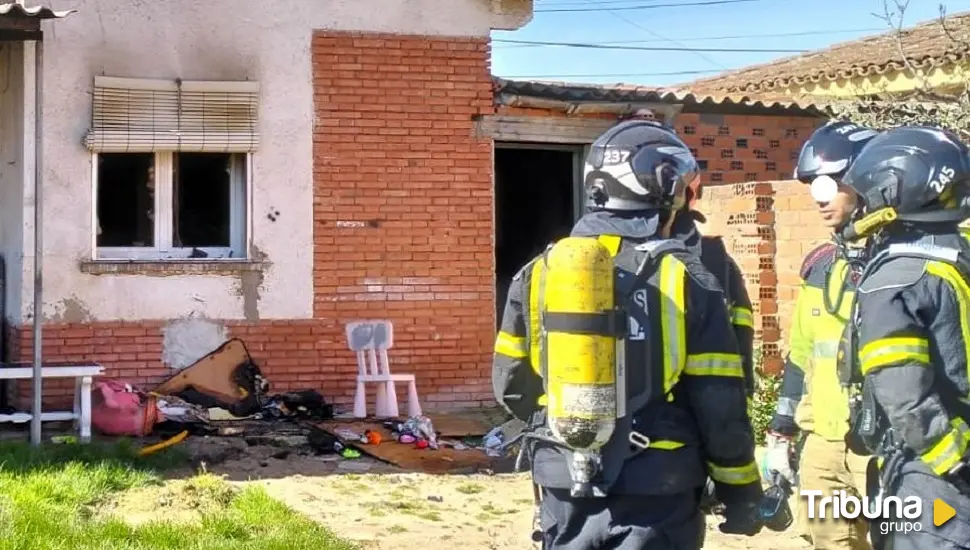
930, 166, 954, 194
604, 149, 631, 165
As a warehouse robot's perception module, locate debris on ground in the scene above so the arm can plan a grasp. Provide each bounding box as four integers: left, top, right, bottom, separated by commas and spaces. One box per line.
85, 337, 534, 480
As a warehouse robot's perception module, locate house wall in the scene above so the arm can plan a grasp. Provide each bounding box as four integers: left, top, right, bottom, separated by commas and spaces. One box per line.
9, 0, 514, 409
786, 62, 970, 97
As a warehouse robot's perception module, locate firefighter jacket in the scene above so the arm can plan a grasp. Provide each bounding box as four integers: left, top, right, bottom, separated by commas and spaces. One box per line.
672, 212, 755, 396
492, 210, 762, 505
769, 243, 861, 442
850, 231, 970, 478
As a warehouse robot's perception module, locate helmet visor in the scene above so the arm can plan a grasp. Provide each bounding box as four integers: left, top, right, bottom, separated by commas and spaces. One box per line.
795, 142, 850, 183
630, 144, 699, 206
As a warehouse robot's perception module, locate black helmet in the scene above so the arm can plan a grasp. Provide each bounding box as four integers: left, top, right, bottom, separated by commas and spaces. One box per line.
841, 125, 970, 227
583, 120, 699, 212
794, 120, 879, 185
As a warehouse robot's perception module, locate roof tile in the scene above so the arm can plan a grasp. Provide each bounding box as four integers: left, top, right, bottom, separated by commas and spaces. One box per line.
681, 11, 970, 94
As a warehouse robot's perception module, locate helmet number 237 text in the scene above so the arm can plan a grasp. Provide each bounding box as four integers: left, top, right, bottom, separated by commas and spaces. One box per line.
930, 166, 955, 194
604, 149, 631, 164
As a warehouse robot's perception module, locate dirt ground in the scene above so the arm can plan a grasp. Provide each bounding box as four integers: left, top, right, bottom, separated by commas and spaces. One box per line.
250, 469, 812, 550
119, 427, 814, 550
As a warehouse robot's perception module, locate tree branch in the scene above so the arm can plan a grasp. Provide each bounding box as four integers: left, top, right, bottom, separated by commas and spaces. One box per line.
833, 0, 970, 135
875, 0, 934, 95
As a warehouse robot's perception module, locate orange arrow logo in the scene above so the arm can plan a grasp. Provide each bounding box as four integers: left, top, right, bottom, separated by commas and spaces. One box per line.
934, 499, 956, 527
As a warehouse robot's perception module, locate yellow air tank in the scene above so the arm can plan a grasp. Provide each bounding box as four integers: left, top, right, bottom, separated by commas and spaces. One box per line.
540, 236, 622, 495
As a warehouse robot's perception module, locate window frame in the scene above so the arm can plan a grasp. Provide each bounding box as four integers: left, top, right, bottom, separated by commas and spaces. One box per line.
91, 151, 252, 261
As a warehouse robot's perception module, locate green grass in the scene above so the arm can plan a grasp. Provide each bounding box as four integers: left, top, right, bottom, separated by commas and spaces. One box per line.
0, 438, 358, 550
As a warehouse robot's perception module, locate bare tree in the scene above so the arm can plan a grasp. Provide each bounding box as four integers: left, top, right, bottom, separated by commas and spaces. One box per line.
826, 0, 970, 138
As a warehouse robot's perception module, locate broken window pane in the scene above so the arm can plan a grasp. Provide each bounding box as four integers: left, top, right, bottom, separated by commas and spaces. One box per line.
173, 152, 233, 248
96, 153, 155, 247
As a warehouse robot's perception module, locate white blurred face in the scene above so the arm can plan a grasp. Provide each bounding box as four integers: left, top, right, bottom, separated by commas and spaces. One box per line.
811, 175, 858, 229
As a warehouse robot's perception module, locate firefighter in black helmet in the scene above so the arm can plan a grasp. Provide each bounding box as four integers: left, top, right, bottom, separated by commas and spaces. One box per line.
492, 119, 763, 549
762, 119, 879, 550
669, 157, 757, 519
670, 172, 756, 399
838, 125, 970, 550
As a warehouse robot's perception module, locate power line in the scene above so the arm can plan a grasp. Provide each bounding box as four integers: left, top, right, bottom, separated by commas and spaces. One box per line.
498, 69, 723, 78
601, 6, 725, 70
492, 27, 884, 48
536, 0, 698, 5
535, 0, 761, 12
492, 38, 807, 53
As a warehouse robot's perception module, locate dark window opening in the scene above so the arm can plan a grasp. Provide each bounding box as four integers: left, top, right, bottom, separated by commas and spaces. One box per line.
96, 153, 155, 247
174, 153, 233, 248
494, 145, 577, 326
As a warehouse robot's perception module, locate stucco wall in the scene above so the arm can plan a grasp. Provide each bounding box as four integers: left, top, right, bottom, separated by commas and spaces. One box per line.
17, 0, 513, 324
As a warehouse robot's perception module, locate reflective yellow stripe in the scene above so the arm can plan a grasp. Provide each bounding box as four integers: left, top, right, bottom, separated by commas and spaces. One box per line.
859, 336, 930, 375
707, 461, 760, 485
813, 340, 839, 359
926, 262, 970, 390
921, 417, 970, 476
658, 255, 687, 395
494, 331, 528, 359
528, 260, 544, 375
685, 352, 744, 378
596, 234, 622, 258
650, 439, 685, 450
730, 306, 754, 329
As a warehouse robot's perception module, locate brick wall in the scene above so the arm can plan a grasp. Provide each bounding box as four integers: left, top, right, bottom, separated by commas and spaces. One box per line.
310, 30, 495, 407
674, 113, 823, 185
773, 182, 831, 342
695, 181, 829, 375
6, 30, 497, 412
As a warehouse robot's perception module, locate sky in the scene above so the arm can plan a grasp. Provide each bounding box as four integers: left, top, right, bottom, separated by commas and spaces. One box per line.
490, 0, 970, 88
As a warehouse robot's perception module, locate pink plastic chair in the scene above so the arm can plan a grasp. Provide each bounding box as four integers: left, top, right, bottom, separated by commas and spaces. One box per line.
346, 320, 421, 419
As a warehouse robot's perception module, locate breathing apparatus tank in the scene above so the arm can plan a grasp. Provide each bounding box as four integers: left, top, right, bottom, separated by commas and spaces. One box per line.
539, 236, 625, 498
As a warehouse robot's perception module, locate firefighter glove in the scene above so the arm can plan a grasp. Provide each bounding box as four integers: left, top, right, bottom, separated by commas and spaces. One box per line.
761, 432, 795, 485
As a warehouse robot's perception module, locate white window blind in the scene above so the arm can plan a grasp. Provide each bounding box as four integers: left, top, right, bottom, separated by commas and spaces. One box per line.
83, 76, 260, 153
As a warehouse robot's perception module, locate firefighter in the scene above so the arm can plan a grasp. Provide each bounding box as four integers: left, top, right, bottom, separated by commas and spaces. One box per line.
492, 119, 763, 549
671, 178, 756, 397
760, 120, 879, 550
670, 172, 756, 516
837, 125, 970, 550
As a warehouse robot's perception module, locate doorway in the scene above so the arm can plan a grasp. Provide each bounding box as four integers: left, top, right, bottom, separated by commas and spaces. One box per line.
494, 143, 584, 325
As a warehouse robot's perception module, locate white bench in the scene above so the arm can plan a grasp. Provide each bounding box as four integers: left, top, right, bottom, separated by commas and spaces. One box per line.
0, 364, 104, 442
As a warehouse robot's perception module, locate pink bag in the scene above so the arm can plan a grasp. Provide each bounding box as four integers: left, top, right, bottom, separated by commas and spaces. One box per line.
91, 380, 159, 436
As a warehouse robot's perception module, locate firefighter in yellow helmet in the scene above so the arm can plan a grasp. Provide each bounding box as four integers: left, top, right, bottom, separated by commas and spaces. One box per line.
492, 119, 763, 549
837, 125, 970, 550
760, 120, 879, 550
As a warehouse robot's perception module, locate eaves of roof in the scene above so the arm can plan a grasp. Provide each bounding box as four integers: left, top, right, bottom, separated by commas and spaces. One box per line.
493, 77, 829, 116
0, 1, 74, 19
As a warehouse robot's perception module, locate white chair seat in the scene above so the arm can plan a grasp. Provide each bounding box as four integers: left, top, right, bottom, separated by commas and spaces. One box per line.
345, 320, 422, 419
